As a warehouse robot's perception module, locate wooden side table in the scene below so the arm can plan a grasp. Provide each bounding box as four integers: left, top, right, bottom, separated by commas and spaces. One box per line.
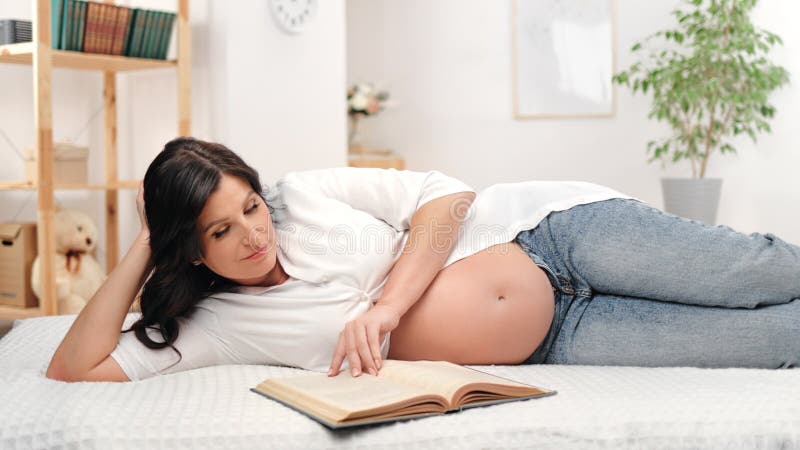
347, 148, 405, 170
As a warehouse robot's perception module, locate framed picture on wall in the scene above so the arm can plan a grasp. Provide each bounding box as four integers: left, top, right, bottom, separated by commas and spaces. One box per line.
512, 0, 616, 119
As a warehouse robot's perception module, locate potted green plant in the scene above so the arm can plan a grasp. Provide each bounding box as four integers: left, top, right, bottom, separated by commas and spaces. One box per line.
612, 0, 790, 224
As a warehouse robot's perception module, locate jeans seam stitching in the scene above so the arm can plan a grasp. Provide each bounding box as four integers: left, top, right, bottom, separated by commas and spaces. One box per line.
546, 214, 579, 294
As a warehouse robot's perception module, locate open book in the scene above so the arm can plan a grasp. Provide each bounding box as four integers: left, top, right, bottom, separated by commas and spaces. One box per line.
250, 359, 557, 429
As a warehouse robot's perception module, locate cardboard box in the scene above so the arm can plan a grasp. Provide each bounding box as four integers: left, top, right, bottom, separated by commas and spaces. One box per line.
24, 143, 89, 185
0, 223, 38, 307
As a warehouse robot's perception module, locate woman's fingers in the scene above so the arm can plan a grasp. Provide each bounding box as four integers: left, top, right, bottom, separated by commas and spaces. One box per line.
328, 333, 347, 376
329, 319, 384, 378
346, 323, 363, 376
354, 324, 378, 376
136, 180, 148, 231
367, 325, 382, 370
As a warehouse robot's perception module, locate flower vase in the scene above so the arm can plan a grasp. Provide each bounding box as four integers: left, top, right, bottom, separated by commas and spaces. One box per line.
348, 114, 365, 153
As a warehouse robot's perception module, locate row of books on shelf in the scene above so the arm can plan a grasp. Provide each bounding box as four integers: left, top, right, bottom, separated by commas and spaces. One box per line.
53, 0, 176, 59
0, 1, 175, 60
0, 19, 32, 45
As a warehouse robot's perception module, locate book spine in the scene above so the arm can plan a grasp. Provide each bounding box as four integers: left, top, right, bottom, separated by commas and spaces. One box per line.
16, 20, 33, 42
140, 10, 154, 59
63, 0, 73, 50
88, 2, 94, 52
112, 7, 130, 55
75, 1, 86, 52
60, 0, 69, 50
164, 13, 178, 59
102, 3, 114, 54
109, 5, 120, 56
149, 10, 163, 59
157, 13, 174, 60
83, 1, 97, 53
149, 11, 165, 59
97, 3, 107, 54
156, 11, 167, 58
0, 22, 10, 46
95, 2, 104, 53
132, 9, 147, 58
70, 0, 79, 51
129, 8, 145, 57
160, 12, 171, 59
72, 0, 83, 52
122, 8, 137, 56
50, 0, 62, 49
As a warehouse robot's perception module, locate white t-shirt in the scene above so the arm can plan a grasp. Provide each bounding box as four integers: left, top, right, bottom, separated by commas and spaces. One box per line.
110, 167, 640, 381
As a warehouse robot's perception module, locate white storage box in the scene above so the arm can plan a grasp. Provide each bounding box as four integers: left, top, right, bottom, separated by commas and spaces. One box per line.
24, 143, 89, 185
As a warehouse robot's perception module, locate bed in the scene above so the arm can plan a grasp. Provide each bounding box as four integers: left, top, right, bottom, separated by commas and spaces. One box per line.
1, 313, 798, 449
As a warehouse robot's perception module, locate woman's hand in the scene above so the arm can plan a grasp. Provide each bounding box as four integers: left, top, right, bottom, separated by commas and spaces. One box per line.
136, 180, 149, 240
328, 303, 402, 377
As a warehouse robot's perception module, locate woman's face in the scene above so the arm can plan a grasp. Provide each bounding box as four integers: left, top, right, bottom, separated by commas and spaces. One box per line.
196, 174, 280, 286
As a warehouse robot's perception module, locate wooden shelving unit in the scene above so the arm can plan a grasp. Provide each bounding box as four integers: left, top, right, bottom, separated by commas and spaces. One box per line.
0, 0, 191, 321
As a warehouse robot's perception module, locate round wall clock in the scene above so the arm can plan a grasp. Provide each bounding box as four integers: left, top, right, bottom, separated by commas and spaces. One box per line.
270, 0, 319, 34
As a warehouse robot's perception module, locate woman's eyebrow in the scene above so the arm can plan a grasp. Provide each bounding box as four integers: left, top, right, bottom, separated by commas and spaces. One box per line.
202, 190, 256, 232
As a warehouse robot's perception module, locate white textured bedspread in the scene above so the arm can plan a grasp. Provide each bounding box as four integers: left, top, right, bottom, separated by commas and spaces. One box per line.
1, 313, 798, 449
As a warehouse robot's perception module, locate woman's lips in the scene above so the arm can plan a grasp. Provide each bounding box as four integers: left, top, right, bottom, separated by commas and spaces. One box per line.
244, 246, 267, 260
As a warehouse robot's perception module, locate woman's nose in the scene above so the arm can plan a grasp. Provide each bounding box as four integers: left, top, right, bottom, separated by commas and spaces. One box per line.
243, 225, 266, 248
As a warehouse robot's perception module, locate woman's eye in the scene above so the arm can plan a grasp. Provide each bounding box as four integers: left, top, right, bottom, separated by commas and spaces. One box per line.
211, 203, 257, 239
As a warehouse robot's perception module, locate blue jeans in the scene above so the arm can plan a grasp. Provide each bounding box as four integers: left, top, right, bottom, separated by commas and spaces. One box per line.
514, 198, 800, 369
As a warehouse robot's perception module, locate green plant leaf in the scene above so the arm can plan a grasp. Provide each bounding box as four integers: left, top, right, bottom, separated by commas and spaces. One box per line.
613, 0, 789, 175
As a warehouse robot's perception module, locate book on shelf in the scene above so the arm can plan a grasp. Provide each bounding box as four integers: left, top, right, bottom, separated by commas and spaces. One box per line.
46, 0, 175, 59
250, 359, 557, 429
111, 6, 131, 56
75, 0, 86, 51
141, 10, 157, 58
0, 19, 32, 45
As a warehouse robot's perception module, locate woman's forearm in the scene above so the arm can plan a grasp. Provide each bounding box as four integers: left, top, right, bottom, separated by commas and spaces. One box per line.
376, 191, 476, 316
46, 230, 153, 379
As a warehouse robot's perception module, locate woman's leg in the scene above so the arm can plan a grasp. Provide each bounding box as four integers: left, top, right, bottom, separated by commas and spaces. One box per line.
544, 292, 800, 369
517, 198, 800, 309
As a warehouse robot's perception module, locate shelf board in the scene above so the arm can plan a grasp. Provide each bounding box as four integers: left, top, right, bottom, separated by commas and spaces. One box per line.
0, 180, 141, 190
0, 42, 176, 72
0, 304, 42, 321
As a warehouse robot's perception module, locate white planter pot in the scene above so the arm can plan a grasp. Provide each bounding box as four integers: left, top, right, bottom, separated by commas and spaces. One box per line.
660, 178, 723, 225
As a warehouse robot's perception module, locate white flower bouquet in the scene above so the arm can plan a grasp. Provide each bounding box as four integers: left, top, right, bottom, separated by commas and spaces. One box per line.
347, 83, 390, 117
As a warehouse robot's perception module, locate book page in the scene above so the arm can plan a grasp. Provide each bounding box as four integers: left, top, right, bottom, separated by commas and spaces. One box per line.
378, 360, 550, 405
255, 370, 447, 422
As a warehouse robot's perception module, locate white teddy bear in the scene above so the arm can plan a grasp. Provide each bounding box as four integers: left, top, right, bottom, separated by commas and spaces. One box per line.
31, 208, 106, 315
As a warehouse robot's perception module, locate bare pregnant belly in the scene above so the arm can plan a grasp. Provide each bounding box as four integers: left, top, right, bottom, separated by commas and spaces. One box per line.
387, 241, 555, 365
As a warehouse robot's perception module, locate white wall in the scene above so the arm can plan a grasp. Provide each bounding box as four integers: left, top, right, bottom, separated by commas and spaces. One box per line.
0, 0, 347, 268
347, 0, 800, 245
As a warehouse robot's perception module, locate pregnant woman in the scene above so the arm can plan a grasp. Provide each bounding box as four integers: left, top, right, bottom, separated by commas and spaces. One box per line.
45, 137, 800, 382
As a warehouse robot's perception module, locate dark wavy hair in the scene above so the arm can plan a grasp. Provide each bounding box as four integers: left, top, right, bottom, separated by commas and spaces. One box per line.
121, 137, 281, 369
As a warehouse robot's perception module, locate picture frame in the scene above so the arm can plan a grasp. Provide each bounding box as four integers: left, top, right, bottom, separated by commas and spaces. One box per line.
512, 0, 616, 119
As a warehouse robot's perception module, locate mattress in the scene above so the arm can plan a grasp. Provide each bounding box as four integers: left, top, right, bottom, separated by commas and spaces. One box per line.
1, 313, 798, 449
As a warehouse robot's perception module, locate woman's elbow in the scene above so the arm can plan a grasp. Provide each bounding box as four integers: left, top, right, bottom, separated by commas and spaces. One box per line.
45, 355, 131, 383
45, 363, 86, 382
45, 358, 70, 381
